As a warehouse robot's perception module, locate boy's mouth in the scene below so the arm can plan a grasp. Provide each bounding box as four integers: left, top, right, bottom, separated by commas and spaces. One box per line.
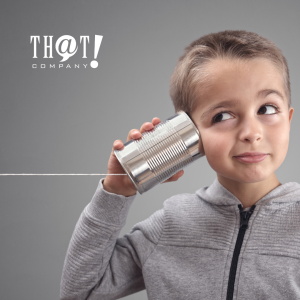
233, 152, 269, 163
235, 151, 268, 157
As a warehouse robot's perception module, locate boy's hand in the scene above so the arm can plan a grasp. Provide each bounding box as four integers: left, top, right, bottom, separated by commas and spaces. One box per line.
103, 117, 185, 197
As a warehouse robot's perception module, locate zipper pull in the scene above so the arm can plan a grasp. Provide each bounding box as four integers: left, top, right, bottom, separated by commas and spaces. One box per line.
238, 204, 256, 230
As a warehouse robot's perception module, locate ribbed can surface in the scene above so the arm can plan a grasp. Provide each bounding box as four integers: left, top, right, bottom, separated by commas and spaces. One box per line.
134, 121, 193, 183
114, 111, 204, 194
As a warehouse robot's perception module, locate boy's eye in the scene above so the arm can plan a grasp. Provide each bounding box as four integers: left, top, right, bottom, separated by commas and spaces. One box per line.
213, 112, 231, 123
212, 104, 279, 124
259, 105, 278, 115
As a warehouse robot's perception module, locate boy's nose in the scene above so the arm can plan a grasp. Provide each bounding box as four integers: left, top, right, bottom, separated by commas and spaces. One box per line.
238, 118, 262, 144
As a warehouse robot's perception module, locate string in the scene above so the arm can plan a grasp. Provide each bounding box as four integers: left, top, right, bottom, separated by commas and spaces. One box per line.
0, 174, 127, 176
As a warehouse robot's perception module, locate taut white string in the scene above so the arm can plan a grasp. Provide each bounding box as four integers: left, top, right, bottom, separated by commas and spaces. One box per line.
0, 174, 127, 176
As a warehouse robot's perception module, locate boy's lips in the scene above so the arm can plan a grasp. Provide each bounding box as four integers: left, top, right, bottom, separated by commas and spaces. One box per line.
234, 151, 268, 157
233, 152, 269, 163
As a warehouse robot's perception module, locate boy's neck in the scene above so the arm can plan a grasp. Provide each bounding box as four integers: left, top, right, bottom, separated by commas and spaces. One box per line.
217, 173, 281, 208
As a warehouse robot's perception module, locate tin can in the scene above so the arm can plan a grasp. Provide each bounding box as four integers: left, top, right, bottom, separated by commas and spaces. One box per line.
114, 110, 204, 194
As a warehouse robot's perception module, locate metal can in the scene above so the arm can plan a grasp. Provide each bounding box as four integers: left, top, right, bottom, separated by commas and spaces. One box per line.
114, 110, 204, 194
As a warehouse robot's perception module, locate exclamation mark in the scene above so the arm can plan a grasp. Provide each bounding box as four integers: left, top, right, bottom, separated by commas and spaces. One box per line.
90, 35, 103, 68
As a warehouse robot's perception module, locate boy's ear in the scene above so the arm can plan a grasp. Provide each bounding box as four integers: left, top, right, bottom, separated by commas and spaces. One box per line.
289, 107, 294, 131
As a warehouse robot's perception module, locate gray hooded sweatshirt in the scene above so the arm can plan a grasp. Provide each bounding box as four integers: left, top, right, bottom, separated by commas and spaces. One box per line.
60, 177, 300, 300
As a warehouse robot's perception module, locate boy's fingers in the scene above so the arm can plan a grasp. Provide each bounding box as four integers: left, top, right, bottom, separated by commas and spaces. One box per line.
140, 122, 154, 134
126, 129, 141, 142
138, 118, 161, 135
111, 140, 124, 156
162, 170, 184, 183
140, 118, 161, 134
113, 140, 123, 149
125, 118, 161, 142
152, 117, 161, 126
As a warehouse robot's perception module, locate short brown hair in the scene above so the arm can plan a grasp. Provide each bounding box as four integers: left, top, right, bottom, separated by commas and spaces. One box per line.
169, 30, 291, 114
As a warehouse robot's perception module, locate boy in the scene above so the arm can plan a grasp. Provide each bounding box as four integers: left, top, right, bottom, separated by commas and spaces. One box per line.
60, 30, 300, 300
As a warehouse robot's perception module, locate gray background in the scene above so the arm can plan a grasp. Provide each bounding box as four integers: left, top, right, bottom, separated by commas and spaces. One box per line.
1, 0, 299, 299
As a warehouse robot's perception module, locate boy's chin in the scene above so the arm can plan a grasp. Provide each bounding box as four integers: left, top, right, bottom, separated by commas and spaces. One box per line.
217, 171, 272, 184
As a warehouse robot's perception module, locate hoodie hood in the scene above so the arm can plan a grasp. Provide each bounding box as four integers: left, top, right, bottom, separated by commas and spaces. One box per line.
196, 177, 300, 207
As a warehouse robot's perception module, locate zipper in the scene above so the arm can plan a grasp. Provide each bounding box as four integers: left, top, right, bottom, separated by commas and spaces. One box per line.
226, 204, 256, 300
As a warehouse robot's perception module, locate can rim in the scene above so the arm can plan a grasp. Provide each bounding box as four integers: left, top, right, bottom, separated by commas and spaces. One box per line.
177, 110, 200, 137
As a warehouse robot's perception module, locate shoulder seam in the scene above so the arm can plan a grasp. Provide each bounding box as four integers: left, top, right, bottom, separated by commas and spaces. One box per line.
142, 207, 165, 268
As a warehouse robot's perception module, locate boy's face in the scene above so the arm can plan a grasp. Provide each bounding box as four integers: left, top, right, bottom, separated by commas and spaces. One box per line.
190, 58, 294, 184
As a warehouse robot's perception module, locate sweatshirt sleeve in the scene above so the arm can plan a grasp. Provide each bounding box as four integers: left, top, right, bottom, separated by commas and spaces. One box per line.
60, 178, 164, 300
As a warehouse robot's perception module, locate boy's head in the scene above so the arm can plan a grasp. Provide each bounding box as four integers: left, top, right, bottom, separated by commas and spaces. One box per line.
169, 30, 294, 184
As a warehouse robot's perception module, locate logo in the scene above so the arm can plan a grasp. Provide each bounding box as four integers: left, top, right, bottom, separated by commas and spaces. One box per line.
30, 35, 103, 69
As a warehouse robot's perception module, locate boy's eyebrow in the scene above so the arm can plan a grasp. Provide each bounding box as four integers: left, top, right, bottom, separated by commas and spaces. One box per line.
200, 89, 285, 121
257, 89, 285, 101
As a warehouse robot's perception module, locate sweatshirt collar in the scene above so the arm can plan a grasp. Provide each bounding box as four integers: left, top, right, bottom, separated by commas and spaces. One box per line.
195, 177, 300, 207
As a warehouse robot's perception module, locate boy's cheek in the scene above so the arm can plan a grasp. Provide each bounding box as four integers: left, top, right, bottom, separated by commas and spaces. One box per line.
205, 151, 232, 176
269, 133, 289, 164
202, 139, 232, 172
201, 132, 232, 156
265, 120, 290, 150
